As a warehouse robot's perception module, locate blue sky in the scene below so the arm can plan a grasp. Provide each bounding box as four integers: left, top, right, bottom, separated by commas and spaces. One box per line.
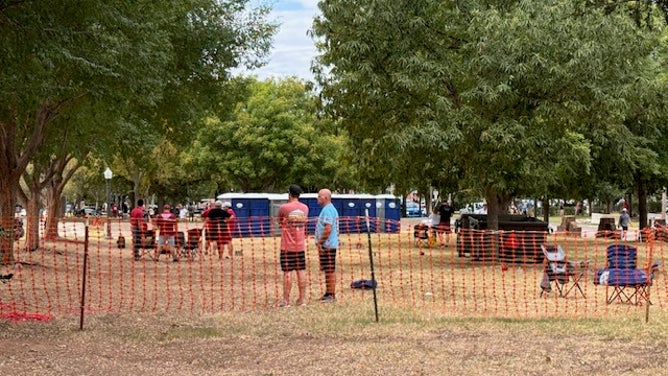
244, 0, 320, 80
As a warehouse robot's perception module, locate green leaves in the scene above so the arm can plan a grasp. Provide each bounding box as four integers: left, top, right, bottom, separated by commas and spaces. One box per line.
313, 0, 667, 222
190, 77, 350, 192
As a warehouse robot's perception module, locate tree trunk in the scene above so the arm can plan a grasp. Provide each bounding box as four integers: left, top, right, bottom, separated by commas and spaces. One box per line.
627, 193, 633, 217
25, 194, 42, 252
636, 175, 648, 230
0, 184, 16, 264
543, 197, 550, 223
484, 189, 511, 231
44, 187, 62, 240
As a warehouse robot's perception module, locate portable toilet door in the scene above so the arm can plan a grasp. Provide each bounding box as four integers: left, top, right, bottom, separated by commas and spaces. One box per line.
335, 195, 359, 234
217, 193, 271, 237
375, 197, 386, 233
230, 200, 250, 237
248, 194, 271, 237
377, 194, 400, 233
268, 193, 289, 236
359, 195, 377, 233
218, 193, 252, 238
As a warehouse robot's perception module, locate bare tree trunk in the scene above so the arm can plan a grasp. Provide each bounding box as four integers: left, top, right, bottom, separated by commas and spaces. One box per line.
25, 194, 41, 252
636, 175, 648, 230
44, 187, 61, 240
484, 189, 511, 231
0, 182, 17, 264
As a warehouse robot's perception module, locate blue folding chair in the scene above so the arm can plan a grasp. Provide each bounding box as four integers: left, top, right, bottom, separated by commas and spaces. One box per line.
594, 244, 660, 305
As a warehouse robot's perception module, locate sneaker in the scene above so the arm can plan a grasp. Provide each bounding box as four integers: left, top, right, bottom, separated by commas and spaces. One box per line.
278, 301, 291, 308
320, 294, 336, 303
295, 299, 305, 306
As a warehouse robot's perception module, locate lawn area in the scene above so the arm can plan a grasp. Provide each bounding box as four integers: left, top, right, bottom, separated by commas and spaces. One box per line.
1, 304, 667, 375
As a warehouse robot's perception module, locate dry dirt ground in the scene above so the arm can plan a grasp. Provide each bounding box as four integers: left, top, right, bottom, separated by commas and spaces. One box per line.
1, 307, 667, 376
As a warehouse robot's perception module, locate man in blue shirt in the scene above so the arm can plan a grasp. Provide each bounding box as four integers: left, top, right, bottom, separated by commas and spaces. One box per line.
315, 188, 339, 303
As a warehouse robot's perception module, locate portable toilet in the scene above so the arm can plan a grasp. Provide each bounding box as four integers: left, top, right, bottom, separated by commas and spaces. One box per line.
335, 194, 359, 234
299, 193, 320, 234
376, 194, 400, 233
358, 194, 377, 233
268, 193, 289, 236
217, 193, 271, 237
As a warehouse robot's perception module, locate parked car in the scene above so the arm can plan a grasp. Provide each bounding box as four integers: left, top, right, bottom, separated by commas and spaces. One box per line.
405, 201, 424, 218
75, 207, 100, 217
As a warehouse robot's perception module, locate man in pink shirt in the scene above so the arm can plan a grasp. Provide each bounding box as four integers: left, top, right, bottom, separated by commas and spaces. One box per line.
277, 184, 309, 307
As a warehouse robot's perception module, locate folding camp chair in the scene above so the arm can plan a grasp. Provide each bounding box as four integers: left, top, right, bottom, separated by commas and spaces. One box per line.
539, 244, 586, 298
175, 228, 202, 260
594, 244, 661, 305
133, 229, 157, 261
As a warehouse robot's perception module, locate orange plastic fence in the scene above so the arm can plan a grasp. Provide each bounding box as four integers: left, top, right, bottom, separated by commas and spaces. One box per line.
0, 216, 666, 320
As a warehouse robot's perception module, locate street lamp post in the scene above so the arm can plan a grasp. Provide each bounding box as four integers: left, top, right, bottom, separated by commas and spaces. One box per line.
104, 167, 113, 239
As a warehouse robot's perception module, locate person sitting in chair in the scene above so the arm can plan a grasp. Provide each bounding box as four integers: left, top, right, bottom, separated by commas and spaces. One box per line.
155, 204, 178, 261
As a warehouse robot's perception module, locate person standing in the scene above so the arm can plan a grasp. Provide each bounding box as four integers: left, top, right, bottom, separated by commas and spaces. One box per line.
437, 201, 455, 245
178, 204, 188, 220
223, 202, 237, 258
315, 188, 339, 303
130, 199, 147, 261
619, 207, 630, 240
201, 202, 213, 254
202, 201, 231, 260
277, 184, 309, 307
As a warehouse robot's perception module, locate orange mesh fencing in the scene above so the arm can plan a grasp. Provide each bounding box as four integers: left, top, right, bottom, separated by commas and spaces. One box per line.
0, 216, 666, 321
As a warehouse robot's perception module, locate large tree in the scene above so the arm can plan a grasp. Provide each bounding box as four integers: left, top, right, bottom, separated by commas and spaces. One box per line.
0, 0, 275, 261
191, 77, 351, 192
312, 0, 662, 229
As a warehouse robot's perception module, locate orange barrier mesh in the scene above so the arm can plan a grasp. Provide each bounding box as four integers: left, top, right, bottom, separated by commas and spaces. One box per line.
0, 216, 666, 320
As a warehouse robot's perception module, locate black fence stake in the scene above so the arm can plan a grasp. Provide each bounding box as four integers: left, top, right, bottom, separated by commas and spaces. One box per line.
365, 209, 379, 322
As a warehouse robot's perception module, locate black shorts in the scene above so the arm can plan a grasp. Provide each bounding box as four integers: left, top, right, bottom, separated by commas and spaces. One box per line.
319, 248, 337, 272
280, 251, 306, 272
436, 222, 452, 234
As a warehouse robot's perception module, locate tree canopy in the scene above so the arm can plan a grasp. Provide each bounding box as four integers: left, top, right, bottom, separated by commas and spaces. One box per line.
312, 0, 667, 228
190, 77, 352, 193
0, 0, 275, 260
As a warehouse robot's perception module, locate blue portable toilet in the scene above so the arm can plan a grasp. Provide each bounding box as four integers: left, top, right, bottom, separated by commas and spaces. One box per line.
376, 194, 400, 233
358, 194, 377, 233
268, 193, 288, 236
217, 193, 272, 237
299, 193, 320, 235
336, 194, 360, 234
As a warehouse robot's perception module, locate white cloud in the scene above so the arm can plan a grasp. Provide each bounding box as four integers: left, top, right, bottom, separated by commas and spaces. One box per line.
242, 0, 321, 80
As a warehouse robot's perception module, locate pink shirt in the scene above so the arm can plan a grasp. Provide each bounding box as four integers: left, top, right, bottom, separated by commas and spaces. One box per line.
278, 200, 309, 252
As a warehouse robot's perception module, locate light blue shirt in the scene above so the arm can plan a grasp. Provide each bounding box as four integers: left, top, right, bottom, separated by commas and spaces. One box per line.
315, 203, 339, 249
